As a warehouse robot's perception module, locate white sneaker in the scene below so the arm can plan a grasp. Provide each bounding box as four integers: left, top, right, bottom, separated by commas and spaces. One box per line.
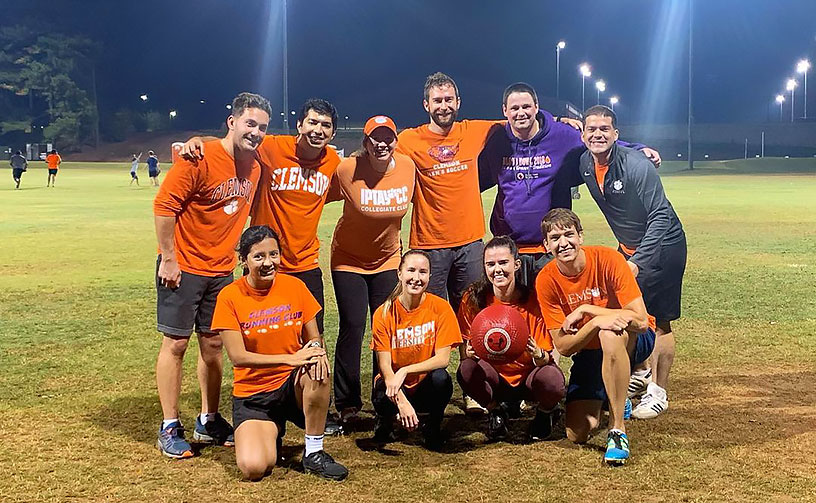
628, 368, 652, 399
632, 383, 668, 419
463, 395, 487, 415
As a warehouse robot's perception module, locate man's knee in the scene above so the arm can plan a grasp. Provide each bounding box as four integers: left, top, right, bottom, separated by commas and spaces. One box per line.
656, 320, 672, 335
427, 368, 452, 393
198, 333, 224, 363
566, 425, 591, 444
237, 454, 274, 481
161, 336, 190, 358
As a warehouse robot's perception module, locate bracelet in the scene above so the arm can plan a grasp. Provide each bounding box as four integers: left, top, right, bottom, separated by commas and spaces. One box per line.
307, 340, 322, 349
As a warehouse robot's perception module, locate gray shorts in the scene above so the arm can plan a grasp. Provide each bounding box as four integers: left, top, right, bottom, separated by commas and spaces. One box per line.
424, 240, 483, 312
155, 256, 233, 337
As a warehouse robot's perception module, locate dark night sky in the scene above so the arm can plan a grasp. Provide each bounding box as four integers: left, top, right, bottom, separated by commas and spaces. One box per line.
4, 0, 816, 129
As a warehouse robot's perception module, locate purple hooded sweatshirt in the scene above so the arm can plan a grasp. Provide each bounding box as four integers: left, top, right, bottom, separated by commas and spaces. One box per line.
478, 110, 644, 249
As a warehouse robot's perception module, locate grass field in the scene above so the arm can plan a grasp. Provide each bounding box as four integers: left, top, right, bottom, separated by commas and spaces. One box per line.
1, 159, 815, 502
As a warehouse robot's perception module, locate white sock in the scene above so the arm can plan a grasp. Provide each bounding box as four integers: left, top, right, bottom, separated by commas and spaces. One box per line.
633, 368, 651, 377
199, 413, 217, 425
609, 428, 626, 436
162, 418, 179, 430
305, 434, 324, 455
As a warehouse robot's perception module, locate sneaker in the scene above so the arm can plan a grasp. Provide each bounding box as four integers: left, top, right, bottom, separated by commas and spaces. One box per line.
157, 421, 194, 459
487, 407, 508, 441
302, 450, 349, 481
528, 409, 553, 442
628, 368, 652, 399
421, 422, 447, 451
504, 400, 523, 419
464, 395, 487, 416
632, 383, 669, 419
623, 397, 632, 420
372, 415, 395, 444
604, 429, 630, 465
324, 413, 345, 436
193, 413, 235, 446
339, 407, 360, 426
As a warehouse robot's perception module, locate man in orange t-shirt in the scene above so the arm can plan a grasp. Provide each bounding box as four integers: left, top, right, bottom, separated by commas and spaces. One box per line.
535, 208, 655, 466
46, 149, 61, 187
152, 92, 270, 459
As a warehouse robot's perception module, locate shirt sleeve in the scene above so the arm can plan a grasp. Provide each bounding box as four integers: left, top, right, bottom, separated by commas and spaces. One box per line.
370, 305, 392, 352
434, 301, 463, 350
629, 156, 672, 270
297, 279, 322, 326
456, 293, 477, 340
153, 159, 201, 217
608, 251, 644, 308
211, 288, 241, 332
535, 273, 567, 331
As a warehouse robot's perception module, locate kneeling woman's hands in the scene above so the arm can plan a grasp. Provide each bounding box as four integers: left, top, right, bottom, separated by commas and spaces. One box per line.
291, 344, 330, 382
397, 400, 419, 431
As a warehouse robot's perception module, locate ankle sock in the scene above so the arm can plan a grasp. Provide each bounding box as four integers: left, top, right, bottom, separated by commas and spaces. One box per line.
305, 434, 324, 455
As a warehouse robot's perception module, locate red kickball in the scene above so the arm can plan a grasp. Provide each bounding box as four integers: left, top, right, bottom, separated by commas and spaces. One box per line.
469, 304, 529, 364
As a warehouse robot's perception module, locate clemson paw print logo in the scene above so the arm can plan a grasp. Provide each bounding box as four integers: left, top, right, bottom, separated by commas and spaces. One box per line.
613, 180, 624, 191
428, 144, 459, 163
223, 199, 239, 215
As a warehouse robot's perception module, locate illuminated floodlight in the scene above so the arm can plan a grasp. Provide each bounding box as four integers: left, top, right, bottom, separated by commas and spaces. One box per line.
776, 94, 785, 103
797, 59, 810, 74
579, 63, 592, 77
786, 79, 797, 91
169, 110, 177, 118
226, 104, 232, 110
595, 80, 606, 92
140, 94, 148, 101
557, 40, 566, 50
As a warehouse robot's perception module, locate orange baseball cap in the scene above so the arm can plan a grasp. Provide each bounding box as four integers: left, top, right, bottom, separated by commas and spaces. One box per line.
364, 115, 397, 136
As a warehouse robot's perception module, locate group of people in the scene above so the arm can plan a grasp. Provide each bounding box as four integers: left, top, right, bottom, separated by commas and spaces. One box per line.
151, 72, 686, 482
130, 151, 161, 186
7, 149, 61, 189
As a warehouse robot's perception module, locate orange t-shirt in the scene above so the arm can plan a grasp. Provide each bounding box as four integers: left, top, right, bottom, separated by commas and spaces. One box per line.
457, 290, 552, 387
327, 153, 415, 273
595, 162, 609, 193
251, 135, 341, 273
153, 140, 260, 276
46, 154, 61, 169
535, 246, 655, 351
397, 120, 498, 249
211, 274, 321, 398
370, 293, 462, 390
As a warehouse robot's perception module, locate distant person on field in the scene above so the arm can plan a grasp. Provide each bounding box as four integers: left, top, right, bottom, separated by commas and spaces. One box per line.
535, 208, 656, 466
10, 150, 27, 189
211, 226, 348, 482
147, 150, 160, 186
153, 92, 270, 459
579, 105, 686, 419
130, 152, 142, 186
46, 149, 61, 187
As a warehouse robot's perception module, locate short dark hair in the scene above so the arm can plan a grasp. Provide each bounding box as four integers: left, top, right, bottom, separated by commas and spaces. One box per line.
231, 92, 272, 120
238, 225, 280, 261
583, 105, 617, 128
298, 98, 337, 131
15, 150, 22, 155
502, 82, 538, 106
541, 208, 583, 238
423, 72, 459, 102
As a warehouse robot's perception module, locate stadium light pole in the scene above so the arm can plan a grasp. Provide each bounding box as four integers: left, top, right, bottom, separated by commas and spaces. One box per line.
786, 78, 797, 122
687, 0, 694, 170
556, 41, 566, 99
579, 63, 591, 112
610, 96, 619, 112
595, 80, 606, 105
776, 94, 785, 121
282, 0, 289, 132
797, 59, 810, 118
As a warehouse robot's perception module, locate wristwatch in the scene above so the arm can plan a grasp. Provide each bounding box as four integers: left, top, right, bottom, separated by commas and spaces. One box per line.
307, 340, 323, 349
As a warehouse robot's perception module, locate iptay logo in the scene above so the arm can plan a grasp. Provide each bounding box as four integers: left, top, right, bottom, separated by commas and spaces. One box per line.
428, 144, 459, 163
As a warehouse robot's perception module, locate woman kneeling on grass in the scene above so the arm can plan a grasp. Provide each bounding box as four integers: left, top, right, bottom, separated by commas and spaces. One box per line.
211, 225, 348, 481
370, 250, 462, 450
457, 236, 566, 442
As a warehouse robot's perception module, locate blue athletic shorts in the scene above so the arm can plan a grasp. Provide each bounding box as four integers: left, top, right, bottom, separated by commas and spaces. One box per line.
565, 328, 656, 403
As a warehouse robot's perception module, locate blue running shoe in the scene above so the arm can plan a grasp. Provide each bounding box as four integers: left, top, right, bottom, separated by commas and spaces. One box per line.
623, 397, 632, 420
193, 413, 235, 446
604, 429, 630, 466
157, 421, 194, 459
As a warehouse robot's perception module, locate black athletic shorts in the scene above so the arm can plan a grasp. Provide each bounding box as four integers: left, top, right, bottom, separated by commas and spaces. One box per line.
232, 370, 305, 432
48, 169, 58, 176
518, 251, 553, 288
290, 267, 325, 333
149, 169, 159, 178
620, 235, 687, 323
155, 256, 233, 337
12, 169, 24, 179
131, 171, 138, 179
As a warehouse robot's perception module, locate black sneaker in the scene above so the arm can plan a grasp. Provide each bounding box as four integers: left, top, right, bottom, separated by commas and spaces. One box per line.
324, 413, 344, 436
193, 413, 235, 446
487, 407, 508, 441
528, 409, 553, 442
372, 415, 396, 444
421, 424, 447, 451
302, 450, 349, 481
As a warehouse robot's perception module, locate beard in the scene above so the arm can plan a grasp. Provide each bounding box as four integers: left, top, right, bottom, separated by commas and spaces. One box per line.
430, 108, 458, 129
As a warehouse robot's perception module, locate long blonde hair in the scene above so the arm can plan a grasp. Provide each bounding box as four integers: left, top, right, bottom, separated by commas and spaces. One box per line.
380, 249, 432, 322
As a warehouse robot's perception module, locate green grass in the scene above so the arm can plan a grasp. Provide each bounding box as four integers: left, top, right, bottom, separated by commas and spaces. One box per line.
1, 159, 815, 502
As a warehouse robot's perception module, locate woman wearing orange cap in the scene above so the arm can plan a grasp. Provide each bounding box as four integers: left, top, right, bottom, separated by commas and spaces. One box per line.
327, 115, 416, 426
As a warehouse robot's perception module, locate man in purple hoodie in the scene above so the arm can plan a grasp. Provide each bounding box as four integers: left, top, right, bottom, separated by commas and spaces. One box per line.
478, 83, 660, 286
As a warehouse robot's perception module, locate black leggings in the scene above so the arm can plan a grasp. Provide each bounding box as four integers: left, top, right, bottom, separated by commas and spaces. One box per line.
371, 368, 453, 431
331, 269, 398, 412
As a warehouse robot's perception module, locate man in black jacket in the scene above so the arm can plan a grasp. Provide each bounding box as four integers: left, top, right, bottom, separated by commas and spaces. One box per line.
579, 105, 687, 420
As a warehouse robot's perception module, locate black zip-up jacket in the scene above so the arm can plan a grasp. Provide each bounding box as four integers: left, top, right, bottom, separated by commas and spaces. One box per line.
579, 144, 684, 271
